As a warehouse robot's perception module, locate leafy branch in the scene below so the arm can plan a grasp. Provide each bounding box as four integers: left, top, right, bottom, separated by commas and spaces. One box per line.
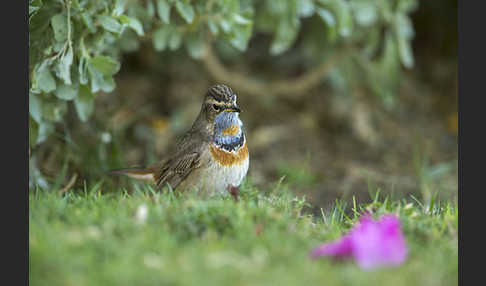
29, 0, 418, 149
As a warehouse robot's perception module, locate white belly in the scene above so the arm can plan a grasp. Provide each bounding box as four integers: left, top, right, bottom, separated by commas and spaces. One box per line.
200, 155, 249, 196
178, 153, 248, 197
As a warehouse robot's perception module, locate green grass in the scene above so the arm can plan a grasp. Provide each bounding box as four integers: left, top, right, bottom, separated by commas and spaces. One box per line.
29, 181, 458, 286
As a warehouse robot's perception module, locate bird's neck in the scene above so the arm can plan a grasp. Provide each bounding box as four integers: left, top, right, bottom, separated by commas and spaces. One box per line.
213, 112, 245, 152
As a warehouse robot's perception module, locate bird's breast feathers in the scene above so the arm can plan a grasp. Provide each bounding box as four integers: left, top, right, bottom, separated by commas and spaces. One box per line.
201, 139, 249, 194
209, 140, 249, 166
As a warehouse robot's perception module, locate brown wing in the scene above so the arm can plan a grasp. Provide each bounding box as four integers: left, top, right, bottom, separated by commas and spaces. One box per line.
155, 152, 201, 190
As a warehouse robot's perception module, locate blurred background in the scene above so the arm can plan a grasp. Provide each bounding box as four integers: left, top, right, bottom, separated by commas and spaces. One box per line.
29, 0, 457, 211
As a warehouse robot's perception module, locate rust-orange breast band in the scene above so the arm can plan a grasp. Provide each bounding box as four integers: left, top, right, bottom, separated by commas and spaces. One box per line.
209, 142, 249, 166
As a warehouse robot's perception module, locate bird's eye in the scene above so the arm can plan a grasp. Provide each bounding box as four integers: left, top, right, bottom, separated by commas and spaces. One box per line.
213, 104, 221, 111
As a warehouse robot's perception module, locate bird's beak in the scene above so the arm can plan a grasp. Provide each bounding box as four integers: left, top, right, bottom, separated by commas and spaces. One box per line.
224, 106, 241, 113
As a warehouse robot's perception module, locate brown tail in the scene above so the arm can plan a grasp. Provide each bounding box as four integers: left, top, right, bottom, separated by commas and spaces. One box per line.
107, 168, 156, 183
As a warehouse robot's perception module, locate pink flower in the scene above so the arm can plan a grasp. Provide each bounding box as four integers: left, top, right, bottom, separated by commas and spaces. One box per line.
311, 214, 408, 270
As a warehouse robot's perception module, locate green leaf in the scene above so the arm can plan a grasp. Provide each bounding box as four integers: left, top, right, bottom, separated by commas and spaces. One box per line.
128, 18, 145, 37
168, 29, 182, 50
88, 64, 115, 93
298, 0, 315, 17
89, 56, 121, 76
208, 18, 219, 35
119, 15, 144, 36
51, 13, 68, 42
37, 121, 54, 144
88, 68, 103, 93
233, 13, 251, 25
41, 98, 67, 122
114, 0, 127, 17
337, 3, 353, 37
97, 15, 123, 34
397, 34, 414, 68
81, 12, 96, 33
175, 1, 195, 23
78, 56, 89, 85
157, 0, 171, 24
396, 14, 414, 39
118, 16, 129, 25
119, 29, 141, 52
34, 60, 56, 93
29, 4, 40, 16
101, 76, 116, 92
367, 32, 400, 103
185, 33, 205, 59
324, 1, 353, 37
362, 27, 381, 58
228, 22, 253, 52
316, 8, 336, 26
153, 26, 171, 51
146, 0, 156, 19
381, 33, 400, 72
29, 117, 39, 148
88, 66, 116, 93
55, 84, 78, 101
397, 0, 418, 13
352, 2, 377, 27
395, 14, 414, 68
270, 20, 299, 55
55, 45, 73, 84
29, 93, 42, 123
29, 8, 39, 18
74, 85, 95, 122
316, 8, 336, 41
219, 19, 231, 33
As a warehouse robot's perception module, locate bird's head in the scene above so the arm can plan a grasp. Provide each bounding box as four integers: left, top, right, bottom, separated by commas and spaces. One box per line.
202, 84, 241, 121
198, 84, 244, 144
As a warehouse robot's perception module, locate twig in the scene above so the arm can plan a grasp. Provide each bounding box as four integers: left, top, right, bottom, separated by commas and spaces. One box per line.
59, 173, 78, 194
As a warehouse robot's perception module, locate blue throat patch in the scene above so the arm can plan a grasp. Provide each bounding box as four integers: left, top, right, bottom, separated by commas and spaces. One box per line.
213, 111, 244, 152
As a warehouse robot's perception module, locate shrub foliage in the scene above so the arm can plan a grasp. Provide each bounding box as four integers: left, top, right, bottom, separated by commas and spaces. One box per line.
29, 0, 417, 157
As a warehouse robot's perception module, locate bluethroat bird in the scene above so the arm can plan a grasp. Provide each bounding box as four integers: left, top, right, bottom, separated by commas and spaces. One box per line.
110, 84, 249, 199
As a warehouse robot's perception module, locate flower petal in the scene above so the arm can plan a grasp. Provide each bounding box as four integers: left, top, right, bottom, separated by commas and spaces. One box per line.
311, 235, 353, 259
311, 214, 408, 270
350, 215, 408, 269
